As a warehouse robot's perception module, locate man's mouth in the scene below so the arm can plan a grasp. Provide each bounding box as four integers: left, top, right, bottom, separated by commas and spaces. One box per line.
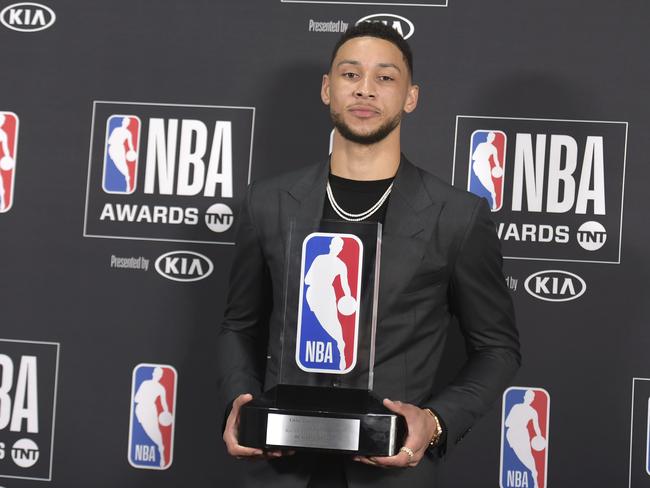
348, 105, 380, 118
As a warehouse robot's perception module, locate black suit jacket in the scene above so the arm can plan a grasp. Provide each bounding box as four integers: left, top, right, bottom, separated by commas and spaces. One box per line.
217, 156, 521, 487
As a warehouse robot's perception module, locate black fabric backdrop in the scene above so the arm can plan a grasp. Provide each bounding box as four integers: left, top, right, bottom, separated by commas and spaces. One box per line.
1, 1, 648, 486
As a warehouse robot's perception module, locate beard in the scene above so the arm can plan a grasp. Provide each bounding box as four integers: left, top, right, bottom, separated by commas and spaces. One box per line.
330, 109, 401, 145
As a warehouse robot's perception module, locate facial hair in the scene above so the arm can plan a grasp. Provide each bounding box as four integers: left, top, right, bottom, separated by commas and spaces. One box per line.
330, 109, 401, 145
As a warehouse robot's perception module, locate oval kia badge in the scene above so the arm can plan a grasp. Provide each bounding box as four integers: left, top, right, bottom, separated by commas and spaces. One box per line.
155, 251, 214, 282
356, 13, 415, 40
1, 3, 56, 32
524, 270, 586, 302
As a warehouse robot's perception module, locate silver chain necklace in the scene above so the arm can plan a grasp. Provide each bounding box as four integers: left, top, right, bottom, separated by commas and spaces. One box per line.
326, 180, 393, 222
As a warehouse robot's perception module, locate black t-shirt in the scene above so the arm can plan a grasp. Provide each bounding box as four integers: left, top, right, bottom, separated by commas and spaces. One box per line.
322, 173, 394, 224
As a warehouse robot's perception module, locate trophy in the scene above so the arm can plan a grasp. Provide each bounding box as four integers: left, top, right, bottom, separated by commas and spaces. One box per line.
239, 219, 406, 456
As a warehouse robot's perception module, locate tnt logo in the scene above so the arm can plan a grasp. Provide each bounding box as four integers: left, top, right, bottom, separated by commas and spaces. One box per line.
11, 438, 39, 468
468, 130, 506, 211
576, 221, 607, 251
102, 115, 140, 194
296, 233, 362, 374
128, 364, 177, 470
500, 387, 549, 488
0, 111, 18, 213
205, 202, 234, 233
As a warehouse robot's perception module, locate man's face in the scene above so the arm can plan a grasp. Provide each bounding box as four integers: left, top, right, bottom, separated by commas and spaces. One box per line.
321, 36, 419, 145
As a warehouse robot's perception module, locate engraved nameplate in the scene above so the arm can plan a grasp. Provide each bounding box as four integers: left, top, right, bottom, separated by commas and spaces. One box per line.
266, 414, 360, 451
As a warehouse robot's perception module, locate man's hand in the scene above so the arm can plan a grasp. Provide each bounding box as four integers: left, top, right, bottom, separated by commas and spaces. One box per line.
223, 393, 295, 460
353, 398, 437, 468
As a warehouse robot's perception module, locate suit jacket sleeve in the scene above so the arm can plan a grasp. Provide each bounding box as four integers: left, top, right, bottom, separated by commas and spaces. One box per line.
216, 182, 270, 412
425, 197, 521, 456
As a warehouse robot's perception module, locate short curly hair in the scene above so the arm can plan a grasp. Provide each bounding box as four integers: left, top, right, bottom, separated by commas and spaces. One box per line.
329, 21, 414, 78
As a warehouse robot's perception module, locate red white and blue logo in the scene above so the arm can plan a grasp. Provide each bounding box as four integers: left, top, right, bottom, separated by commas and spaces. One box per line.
0, 111, 19, 213
102, 114, 140, 194
128, 363, 177, 470
296, 233, 363, 374
468, 129, 507, 212
500, 387, 550, 488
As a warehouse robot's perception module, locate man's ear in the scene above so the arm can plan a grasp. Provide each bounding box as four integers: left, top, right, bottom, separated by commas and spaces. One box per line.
403, 83, 419, 114
321, 74, 331, 106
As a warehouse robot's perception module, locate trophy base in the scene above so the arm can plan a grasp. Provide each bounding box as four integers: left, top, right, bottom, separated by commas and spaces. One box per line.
239, 384, 407, 456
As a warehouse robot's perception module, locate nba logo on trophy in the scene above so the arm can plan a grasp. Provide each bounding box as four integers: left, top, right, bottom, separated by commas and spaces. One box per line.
296, 233, 363, 374
468, 130, 507, 211
128, 364, 177, 470
102, 115, 141, 194
500, 387, 550, 488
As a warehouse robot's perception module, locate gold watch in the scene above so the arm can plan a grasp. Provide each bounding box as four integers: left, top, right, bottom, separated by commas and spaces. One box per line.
424, 408, 443, 448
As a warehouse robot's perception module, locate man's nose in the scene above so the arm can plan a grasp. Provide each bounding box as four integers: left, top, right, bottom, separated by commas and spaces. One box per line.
355, 76, 375, 98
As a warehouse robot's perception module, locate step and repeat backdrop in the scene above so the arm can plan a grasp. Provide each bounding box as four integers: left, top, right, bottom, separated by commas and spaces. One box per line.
0, 1, 648, 487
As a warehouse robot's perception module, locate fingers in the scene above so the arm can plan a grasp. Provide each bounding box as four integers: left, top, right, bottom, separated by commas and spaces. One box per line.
353, 447, 420, 468
353, 456, 386, 467
262, 449, 296, 459
223, 393, 262, 457
223, 421, 263, 457
353, 399, 429, 468
236, 449, 296, 460
223, 394, 296, 460
232, 393, 254, 411
382, 398, 406, 415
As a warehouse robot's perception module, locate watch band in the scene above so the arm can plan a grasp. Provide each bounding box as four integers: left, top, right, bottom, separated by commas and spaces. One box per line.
424, 408, 443, 448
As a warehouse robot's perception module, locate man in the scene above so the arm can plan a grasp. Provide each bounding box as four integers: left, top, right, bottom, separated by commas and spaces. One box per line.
217, 21, 520, 487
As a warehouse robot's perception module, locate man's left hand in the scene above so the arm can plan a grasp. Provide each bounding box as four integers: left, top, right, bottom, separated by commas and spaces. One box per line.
353, 398, 437, 468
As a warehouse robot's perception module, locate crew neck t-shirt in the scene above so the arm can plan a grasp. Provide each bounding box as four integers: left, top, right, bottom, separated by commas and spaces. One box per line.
322, 173, 394, 224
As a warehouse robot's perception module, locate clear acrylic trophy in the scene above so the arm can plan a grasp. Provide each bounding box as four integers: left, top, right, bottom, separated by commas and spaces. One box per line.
239, 219, 407, 455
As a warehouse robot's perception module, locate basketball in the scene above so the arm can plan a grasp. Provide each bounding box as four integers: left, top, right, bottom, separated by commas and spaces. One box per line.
158, 411, 173, 426
531, 435, 546, 451
126, 150, 137, 162
0, 156, 14, 171
337, 295, 357, 316
491, 165, 503, 178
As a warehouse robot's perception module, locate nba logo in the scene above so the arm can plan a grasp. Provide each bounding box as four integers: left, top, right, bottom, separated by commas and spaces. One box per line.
296, 233, 363, 374
102, 115, 141, 194
128, 364, 177, 470
0, 111, 19, 213
468, 130, 507, 211
500, 387, 550, 488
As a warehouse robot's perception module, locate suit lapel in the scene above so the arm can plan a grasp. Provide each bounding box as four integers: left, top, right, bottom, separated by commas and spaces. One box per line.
279, 161, 329, 252
378, 157, 440, 314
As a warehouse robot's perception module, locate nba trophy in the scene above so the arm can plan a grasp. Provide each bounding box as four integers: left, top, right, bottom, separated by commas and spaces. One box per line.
239, 219, 407, 456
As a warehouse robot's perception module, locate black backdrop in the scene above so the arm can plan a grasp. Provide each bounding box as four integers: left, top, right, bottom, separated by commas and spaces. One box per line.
1, 1, 649, 486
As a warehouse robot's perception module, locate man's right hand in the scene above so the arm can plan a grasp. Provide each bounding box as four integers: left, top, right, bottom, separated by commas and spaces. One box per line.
223, 393, 295, 460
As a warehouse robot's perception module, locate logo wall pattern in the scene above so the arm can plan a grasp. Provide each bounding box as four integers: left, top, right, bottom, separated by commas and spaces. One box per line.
0, 1, 645, 487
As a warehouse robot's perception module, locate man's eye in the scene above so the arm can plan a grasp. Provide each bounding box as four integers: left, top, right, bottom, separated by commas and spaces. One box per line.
343, 72, 358, 79
378, 75, 394, 82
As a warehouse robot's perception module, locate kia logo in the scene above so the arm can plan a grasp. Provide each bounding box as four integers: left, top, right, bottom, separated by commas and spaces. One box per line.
524, 270, 586, 302
155, 251, 213, 282
356, 13, 415, 40
1, 3, 56, 32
